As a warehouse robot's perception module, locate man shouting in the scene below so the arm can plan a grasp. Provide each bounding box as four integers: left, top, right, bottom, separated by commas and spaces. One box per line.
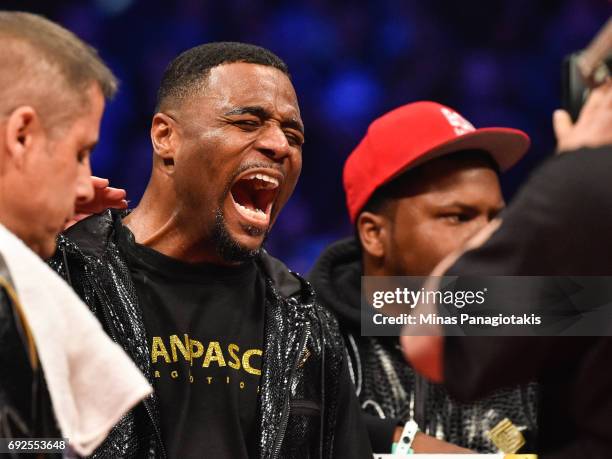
51, 42, 371, 458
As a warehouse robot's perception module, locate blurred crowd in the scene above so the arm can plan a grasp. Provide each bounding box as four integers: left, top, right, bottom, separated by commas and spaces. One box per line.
5, 0, 609, 273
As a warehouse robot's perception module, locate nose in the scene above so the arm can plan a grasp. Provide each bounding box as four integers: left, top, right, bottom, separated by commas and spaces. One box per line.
255, 123, 291, 162
74, 164, 95, 206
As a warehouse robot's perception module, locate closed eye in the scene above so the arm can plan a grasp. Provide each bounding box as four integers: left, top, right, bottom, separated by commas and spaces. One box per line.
78, 150, 91, 164
284, 130, 304, 147
233, 119, 261, 129
77, 141, 96, 164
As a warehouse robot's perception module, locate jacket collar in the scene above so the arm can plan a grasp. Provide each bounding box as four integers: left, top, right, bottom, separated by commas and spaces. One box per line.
308, 237, 363, 328
62, 209, 303, 298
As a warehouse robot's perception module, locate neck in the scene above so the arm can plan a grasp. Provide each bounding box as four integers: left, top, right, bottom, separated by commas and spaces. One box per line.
0, 216, 39, 256
362, 253, 390, 277
0, 183, 45, 258
124, 173, 229, 265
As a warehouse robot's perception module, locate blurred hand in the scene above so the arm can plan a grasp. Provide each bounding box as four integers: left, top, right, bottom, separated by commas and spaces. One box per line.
554, 80, 612, 153
411, 432, 473, 454
64, 176, 127, 230
400, 219, 502, 383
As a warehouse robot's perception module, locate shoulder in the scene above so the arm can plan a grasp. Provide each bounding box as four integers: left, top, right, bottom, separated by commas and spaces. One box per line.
58, 209, 121, 259
525, 146, 612, 209
257, 251, 345, 348
49, 210, 127, 307
50, 209, 125, 277
258, 250, 303, 297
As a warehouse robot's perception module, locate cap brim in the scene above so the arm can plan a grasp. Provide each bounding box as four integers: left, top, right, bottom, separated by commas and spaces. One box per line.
403, 127, 531, 174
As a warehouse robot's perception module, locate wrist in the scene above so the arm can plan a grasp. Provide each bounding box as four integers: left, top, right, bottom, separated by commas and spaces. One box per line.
393, 420, 418, 455
410, 432, 425, 452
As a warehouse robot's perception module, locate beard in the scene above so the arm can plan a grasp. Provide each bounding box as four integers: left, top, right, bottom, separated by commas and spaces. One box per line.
211, 160, 278, 263
211, 208, 269, 263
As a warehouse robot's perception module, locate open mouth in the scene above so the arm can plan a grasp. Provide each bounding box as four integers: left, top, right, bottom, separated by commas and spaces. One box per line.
229, 170, 281, 228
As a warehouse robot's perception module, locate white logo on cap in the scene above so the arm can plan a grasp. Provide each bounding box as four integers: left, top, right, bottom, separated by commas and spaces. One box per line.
440, 107, 475, 136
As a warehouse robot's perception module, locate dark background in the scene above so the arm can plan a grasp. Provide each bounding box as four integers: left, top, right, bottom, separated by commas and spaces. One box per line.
6, 0, 610, 273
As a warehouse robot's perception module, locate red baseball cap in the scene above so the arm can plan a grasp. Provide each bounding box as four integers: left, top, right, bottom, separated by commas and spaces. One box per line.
343, 101, 531, 223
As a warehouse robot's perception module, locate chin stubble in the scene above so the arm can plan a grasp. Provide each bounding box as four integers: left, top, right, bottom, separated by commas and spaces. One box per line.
213, 161, 278, 263
211, 208, 268, 263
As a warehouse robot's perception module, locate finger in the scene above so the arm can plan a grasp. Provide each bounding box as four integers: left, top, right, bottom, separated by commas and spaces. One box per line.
553, 109, 573, 142
74, 197, 126, 214
101, 197, 128, 208
91, 176, 110, 188
98, 189, 128, 208
102, 187, 127, 200
97, 201, 127, 210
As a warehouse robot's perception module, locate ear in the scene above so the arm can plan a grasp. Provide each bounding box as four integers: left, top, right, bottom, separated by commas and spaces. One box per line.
356, 211, 390, 259
151, 112, 179, 173
4, 106, 41, 169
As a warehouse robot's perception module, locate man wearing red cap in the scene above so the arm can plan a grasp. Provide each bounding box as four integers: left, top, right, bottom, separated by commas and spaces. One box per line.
309, 101, 537, 454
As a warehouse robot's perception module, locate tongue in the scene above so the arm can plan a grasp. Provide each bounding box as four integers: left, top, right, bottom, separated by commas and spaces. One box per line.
232, 180, 257, 211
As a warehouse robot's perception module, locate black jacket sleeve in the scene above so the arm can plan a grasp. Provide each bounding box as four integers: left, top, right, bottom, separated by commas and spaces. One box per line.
0, 285, 33, 436
443, 146, 612, 399
0, 286, 59, 443
363, 413, 398, 453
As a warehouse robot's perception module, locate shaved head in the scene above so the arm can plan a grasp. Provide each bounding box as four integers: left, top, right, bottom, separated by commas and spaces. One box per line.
155, 42, 289, 113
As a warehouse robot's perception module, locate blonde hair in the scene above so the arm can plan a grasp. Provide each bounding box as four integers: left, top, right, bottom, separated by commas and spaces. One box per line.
0, 11, 118, 129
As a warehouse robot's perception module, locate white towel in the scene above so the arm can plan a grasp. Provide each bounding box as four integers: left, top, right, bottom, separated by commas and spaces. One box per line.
0, 223, 152, 456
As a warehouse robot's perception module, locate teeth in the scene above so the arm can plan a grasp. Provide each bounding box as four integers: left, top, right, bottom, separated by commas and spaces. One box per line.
235, 202, 267, 221
244, 172, 279, 188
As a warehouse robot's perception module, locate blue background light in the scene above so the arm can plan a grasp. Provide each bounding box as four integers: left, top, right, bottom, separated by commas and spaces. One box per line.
6, 0, 609, 273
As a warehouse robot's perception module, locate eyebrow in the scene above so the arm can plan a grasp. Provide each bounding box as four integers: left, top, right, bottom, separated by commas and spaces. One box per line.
440, 201, 504, 213
224, 105, 304, 135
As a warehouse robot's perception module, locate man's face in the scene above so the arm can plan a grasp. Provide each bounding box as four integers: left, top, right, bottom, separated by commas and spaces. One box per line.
167, 63, 304, 262
384, 156, 504, 276
1, 84, 102, 258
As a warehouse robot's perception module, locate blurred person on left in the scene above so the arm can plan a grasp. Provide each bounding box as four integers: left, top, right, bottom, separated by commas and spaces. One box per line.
0, 83, 102, 258
0, 11, 151, 455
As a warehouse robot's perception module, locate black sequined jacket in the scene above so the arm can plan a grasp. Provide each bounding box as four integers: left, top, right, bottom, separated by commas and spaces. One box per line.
0, 256, 60, 457
49, 210, 371, 459
309, 238, 539, 453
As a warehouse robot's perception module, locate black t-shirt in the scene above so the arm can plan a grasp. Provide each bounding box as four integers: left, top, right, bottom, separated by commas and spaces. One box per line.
116, 222, 266, 459
442, 147, 612, 458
